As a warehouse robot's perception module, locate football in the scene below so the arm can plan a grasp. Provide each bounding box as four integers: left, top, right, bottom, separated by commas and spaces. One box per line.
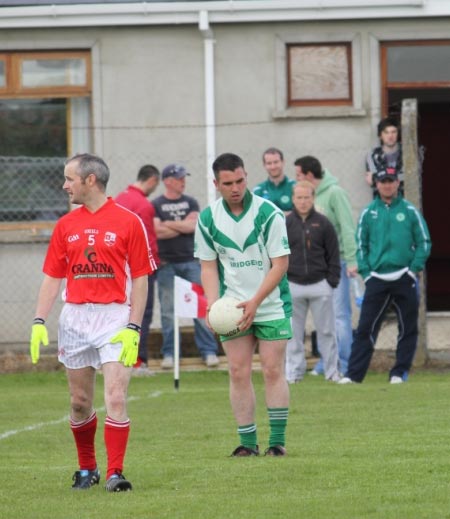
208, 296, 243, 336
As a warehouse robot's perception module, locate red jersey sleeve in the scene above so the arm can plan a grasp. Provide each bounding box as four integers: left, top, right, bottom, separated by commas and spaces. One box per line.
43, 221, 69, 278
127, 214, 157, 278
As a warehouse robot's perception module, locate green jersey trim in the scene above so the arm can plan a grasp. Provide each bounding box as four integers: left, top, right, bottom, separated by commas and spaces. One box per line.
195, 191, 292, 320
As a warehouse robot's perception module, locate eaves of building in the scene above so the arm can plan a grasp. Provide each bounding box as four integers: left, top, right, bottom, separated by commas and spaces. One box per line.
1, 1, 450, 29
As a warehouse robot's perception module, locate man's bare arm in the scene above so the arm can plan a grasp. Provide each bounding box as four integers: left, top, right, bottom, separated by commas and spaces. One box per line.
154, 217, 180, 239
164, 212, 199, 234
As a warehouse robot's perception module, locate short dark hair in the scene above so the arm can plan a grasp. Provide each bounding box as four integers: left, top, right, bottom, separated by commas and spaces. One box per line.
262, 147, 284, 162
137, 164, 160, 182
65, 153, 110, 190
294, 155, 323, 179
212, 153, 245, 179
377, 117, 400, 137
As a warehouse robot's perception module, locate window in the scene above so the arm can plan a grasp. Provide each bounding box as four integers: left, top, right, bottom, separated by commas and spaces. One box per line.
287, 43, 352, 106
380, 40, 450, 115
0, 51, 90, 96
0, 51, 91, 226
383, 41, 450, 85
274, 32, 363, 119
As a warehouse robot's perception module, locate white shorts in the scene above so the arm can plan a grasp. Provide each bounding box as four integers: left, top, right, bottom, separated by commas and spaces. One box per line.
58, 303, 130, 370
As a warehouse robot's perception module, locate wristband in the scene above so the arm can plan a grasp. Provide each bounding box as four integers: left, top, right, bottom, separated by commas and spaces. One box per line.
33, 318, 45, 325
126, 322, 141, 333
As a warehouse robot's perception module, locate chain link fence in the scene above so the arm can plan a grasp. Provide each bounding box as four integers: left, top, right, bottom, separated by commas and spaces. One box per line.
1, 124, 446, 362
0, 156, 68, 222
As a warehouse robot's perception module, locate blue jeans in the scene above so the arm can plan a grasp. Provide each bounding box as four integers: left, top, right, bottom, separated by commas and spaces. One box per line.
314, 261, 353, 375
138, 274, 156, 364
157, 260, 218, 359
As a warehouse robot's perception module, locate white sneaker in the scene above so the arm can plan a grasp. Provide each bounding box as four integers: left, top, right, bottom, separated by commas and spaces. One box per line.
338, 376, 354, 384
205, 354, 220, 367
287, 379, 302, 384
390, 375, 403, 384
329, 372, 343, 383
161, 356, 174, 369
309, 370, 320, 376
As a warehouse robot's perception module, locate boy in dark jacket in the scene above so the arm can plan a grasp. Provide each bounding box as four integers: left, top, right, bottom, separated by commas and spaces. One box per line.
285, 181, 341, 382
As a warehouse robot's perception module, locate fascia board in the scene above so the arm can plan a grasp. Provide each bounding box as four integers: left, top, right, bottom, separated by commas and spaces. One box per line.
1, 0, 450, 30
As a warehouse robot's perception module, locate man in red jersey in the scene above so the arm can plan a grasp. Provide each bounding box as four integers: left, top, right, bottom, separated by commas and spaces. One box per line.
30, 153, 156, 492
115, 164, 160, 375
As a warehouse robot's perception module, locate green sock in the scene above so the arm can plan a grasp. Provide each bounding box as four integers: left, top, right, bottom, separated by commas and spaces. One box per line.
268, 408, 289, 447
238, 423, 258, 449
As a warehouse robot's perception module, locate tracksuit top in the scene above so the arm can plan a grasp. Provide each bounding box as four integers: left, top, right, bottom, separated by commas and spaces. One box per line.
252, 176, 296, 212
356, 195, 431, 280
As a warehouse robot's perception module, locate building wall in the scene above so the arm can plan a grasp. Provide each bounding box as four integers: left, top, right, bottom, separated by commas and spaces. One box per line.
1, 16, 447, 343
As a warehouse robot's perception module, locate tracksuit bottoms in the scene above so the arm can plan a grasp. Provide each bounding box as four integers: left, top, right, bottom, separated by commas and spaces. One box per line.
346, 273, 419, 382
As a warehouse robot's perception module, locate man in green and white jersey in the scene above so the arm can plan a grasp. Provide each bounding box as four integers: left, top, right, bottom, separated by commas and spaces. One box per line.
195, 152, 292, 457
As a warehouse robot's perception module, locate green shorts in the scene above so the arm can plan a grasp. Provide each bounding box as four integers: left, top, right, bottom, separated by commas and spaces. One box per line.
220, 317, 292, 343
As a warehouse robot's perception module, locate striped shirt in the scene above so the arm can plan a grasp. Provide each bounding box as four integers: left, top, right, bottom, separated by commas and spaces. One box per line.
195, 190, 291, 321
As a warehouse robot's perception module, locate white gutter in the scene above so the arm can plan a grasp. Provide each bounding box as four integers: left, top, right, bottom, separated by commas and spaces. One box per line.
3, 0, 450, 29
198, 9, 216, 206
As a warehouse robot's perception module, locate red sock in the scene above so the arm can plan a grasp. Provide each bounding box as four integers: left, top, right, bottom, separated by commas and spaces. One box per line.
70, 411, 97, 471
104, 416, 130, 480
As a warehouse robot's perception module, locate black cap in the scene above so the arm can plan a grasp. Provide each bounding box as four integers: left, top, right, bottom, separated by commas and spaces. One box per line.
375, 168, 398, 182
162, 164, 190, 180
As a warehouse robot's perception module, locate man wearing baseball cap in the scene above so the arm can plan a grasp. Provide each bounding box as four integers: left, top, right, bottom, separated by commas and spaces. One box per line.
161, 163, 190, 180
152, 163, 219, 369
339, 167, 431, 385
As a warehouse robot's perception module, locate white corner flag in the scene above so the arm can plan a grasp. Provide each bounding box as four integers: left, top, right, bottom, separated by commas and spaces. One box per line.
173, 276, 208, 390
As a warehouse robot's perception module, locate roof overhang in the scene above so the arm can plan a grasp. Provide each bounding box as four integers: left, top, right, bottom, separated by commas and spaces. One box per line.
0, 0, 449, 29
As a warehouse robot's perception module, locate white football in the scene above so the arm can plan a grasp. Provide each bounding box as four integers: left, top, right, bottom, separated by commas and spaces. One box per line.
208, 296, 243, 336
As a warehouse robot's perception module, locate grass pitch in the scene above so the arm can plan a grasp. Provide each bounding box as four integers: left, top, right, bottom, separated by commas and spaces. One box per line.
1, 369, 450, 519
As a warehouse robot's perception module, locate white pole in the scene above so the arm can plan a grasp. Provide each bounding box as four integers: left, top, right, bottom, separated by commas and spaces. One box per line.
199, 10, 217, 206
